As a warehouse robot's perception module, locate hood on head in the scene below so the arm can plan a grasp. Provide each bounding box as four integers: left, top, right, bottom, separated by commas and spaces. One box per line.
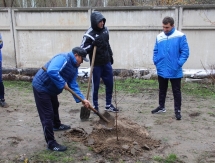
91, 11, 106, 31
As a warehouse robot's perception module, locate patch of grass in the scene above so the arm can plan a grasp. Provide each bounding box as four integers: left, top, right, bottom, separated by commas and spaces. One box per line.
29, 143, 79, 162
28, 150, 75, 162
162, 137, 169, 143
4, 78, 215, 99
79, 78, 215, 98
82, 156, 90, 161
114, 78, 158, 93
62, 157, 74, 162
145, 126, 152, 130
153, 153, 181, 163
88, 146, 93, 151
4, 81, 32, 90
78, 78, 158, 94
119, 160, 125, 163
154, 155, 163, 162
208, 112, 215, 117
182, 81, 215, 98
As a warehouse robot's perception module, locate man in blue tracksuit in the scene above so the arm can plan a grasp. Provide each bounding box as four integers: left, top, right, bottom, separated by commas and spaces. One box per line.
0, 33, 9, 108
151, 16, 189, 120
80, 11, 118, 113
32, 47, 90, 151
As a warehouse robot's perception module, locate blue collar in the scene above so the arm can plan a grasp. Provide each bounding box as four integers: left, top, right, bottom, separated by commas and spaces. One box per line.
165, 27, 175, 36
68, 51, 78, 67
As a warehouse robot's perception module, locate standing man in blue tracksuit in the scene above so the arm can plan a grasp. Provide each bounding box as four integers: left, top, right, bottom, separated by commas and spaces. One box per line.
151, 16, 189, 120
0, 33, 9, 108
80, 11, 118, 113
32, 47, 90, 151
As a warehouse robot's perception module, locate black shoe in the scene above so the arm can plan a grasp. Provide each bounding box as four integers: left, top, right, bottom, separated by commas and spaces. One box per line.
105, 104, 119, 112
48, 142, 67, 151
175, 111, 182, 120
53, 124, 71, 131
151, 106, 166, 114
0, 99, 9, 108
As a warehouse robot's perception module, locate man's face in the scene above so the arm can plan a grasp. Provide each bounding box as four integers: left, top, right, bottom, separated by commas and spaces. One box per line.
75, 54, 83, 67
97, 20, 104, 29
163, 23, 174, 34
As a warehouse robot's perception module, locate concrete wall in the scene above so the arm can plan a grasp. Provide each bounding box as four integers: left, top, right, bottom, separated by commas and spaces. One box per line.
0, 8, 16, 68
181, 6, 215, 69
0, 5, 215, 70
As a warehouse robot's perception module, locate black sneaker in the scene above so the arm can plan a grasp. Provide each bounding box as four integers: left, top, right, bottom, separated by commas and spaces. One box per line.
105, 104, 119, 113
175, 111, 182, 120
48, 142, 67, 151
151, 106, 166, 114
0, 99, 9, 108
53, 124, 71, 131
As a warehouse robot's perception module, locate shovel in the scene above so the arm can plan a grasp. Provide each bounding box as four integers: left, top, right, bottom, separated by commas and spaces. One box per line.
80, 46, 97, 120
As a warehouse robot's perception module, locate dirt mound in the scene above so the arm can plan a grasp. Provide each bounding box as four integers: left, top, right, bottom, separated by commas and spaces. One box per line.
64, 117, 161, 160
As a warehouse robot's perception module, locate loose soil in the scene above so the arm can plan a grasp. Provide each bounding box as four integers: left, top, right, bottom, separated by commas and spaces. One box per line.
0, 80, 215, 163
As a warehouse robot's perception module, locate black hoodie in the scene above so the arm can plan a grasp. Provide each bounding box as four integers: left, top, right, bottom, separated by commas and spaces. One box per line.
80, 11, 113, 66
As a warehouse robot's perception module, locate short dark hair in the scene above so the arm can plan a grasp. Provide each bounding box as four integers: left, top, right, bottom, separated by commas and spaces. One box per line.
162, 16, 174, 26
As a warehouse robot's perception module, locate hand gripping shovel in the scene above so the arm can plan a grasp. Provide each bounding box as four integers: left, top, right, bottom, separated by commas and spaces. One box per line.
41, 66, 109, 123
80, 46, 97, 120
66, 86, 109, 123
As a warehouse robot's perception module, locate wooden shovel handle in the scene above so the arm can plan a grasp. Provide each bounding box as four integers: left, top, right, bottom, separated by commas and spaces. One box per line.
86, 46, 97, 100
66, 86, 97, 113
66, 87, 109, 123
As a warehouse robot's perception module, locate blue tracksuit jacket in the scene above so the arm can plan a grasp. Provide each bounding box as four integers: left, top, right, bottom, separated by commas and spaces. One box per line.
32, 51, 85, 103
153, 28, 189, 78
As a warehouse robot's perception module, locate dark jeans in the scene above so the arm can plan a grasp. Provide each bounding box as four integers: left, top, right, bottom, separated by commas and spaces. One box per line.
158, 76, 181, 112
92, 62, 113, 107
0, 61, 4, 99
33, 87, 61, 146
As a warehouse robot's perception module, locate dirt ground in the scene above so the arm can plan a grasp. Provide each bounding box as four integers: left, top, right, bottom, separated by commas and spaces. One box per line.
0, 80, 215, 163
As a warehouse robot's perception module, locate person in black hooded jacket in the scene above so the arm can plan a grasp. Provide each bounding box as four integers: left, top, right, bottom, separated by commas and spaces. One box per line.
80, 11, 118, 113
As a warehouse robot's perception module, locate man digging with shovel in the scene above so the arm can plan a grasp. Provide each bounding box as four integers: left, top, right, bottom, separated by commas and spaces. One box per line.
32, 47, 90, 151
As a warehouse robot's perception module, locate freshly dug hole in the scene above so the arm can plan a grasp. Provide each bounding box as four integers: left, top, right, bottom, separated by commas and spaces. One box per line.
64, 117, 161, 160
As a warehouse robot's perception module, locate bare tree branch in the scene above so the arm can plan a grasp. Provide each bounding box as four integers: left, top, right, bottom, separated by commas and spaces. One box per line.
11, 0, 15, 7
3, 0, 6, 7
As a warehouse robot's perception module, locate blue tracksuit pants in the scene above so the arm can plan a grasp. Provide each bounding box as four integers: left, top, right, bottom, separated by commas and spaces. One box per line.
33, 87, 61, 146
92, 62, 113, 108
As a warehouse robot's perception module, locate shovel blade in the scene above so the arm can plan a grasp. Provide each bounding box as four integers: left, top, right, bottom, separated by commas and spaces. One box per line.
80, 106, 91, 120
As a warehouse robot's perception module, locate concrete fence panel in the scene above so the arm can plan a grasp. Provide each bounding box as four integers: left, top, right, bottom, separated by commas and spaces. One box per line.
0, 6, 215, 70
0, 8, 16, 68
181, 6, 215, 69
12, 8, 90, 68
